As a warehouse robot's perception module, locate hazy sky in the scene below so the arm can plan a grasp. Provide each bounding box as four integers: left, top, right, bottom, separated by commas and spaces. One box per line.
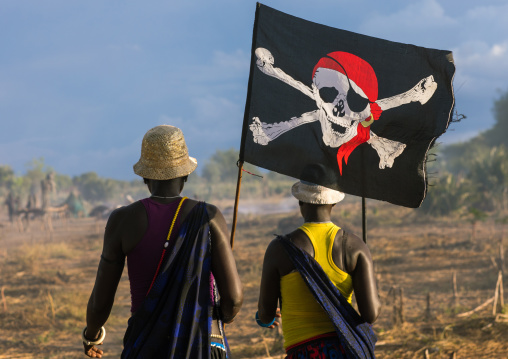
1, 0, 507, 179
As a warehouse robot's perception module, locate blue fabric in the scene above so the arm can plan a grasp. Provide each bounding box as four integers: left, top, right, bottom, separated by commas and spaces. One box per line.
122, 202, 230, 358
210, 343, 226, 351
279, 236, 377, 359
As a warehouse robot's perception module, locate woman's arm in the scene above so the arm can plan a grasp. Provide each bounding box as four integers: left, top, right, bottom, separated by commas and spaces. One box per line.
346, 234, 381, 323
258, 239, 284, 324
84, 201, 146, 357
208, 204, 243, 323
83, 208, 126, 357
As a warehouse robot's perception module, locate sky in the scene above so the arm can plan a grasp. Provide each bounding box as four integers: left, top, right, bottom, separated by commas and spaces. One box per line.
1, 0, 507, 180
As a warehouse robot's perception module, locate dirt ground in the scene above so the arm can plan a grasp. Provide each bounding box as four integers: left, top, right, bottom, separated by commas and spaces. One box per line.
0, 199, 507, 358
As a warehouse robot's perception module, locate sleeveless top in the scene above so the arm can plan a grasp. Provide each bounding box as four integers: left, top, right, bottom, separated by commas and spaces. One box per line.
127, 198, 183, 313
280, 222, 354, 349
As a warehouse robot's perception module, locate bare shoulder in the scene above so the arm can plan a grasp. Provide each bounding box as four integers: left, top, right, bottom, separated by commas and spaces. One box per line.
178, 198, 215, 221
265, 235, 294, 257
105, 201, 147, 256
202, 202, 229, 245
286, 228, 314, 257
204, 202, 222, 220
107, 201, 146, 230
342, 230, 367, 252
203, 202, 228, 228
340, 229, 373, 272
265, 236, 285, 254
264, 236, 295, 277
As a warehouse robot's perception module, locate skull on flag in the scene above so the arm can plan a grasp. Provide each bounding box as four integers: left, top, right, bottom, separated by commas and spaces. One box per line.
250, 48, 438, 174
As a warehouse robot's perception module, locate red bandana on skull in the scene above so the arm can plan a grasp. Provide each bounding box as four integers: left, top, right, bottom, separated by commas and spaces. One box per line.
312, 52, 383, 175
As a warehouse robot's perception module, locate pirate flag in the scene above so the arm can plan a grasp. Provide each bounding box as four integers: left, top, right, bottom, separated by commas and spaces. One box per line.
240, 3, 455, 208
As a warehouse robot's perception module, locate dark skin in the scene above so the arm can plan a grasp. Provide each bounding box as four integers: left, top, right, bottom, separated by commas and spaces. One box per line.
84, 177, 243, 358
258, 201, 381, 327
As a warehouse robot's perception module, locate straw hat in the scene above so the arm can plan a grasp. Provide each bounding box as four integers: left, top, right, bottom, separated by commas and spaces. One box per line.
133, 125, 197, 180
291, 180, 345, 205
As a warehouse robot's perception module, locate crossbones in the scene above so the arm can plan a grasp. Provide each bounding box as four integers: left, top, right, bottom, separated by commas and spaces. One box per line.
249, 47, 438, 174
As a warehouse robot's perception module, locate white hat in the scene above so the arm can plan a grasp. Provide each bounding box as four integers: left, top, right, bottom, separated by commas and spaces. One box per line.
291, 181, 345, 205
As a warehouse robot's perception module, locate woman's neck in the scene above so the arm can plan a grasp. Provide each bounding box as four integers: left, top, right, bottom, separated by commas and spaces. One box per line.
148, 179, 182, 198
303, 211, 331, 223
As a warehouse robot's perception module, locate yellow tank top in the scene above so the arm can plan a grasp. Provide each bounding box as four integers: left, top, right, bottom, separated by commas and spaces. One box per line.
280, 222, 353, 349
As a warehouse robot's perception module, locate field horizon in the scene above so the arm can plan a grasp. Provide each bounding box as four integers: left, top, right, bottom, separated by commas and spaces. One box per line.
0, 196, 507, 358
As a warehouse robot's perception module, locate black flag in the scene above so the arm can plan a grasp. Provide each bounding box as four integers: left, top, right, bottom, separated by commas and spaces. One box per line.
240, 3, 455, 208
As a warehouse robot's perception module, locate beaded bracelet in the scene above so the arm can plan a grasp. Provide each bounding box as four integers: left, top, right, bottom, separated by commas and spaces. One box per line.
82, 326, 106, 346
255, 311, 276, 328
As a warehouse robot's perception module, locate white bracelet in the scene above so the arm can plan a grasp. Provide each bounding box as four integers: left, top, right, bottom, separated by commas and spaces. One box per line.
82, 326, 106, 346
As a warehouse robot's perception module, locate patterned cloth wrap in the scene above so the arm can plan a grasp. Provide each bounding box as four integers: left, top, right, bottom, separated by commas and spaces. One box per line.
286, 333, 346, 359
278, 236, 377, 359
122, 202, 231, 358
211, 344, 227, 359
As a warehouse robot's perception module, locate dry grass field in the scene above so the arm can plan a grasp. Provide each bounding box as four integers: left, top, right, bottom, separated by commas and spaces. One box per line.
0, 198, 507, 358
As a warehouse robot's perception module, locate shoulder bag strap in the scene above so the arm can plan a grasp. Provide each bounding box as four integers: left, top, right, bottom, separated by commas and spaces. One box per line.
146, 196, 188, 296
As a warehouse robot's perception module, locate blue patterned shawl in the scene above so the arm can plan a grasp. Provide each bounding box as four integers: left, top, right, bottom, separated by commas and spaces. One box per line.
278, 236, 377, 358
122, 202, 228, 358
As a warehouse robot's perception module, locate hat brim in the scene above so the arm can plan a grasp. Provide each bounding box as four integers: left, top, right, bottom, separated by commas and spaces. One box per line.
292, 181, 345, 205
133, 157, 197, 180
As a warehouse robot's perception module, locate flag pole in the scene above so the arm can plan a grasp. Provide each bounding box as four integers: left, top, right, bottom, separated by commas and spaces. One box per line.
360, 143, 367, 243
231, 2, 259, 248
362, 196, 367, 243
230, 160, 244, 248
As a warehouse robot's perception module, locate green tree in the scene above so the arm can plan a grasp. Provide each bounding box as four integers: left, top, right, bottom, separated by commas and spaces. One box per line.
483, 90, 508, 147
442, 90, 508, 174
465, 207, 488, 241
0, 165, 14, 188
73, 172, 117, 202
201, 149, 259, 182
9, 176, 28, 199
436, 90, 508, 213
468, 145, 508, 211
25, 157, 52, 183
419, 172, 474, 216
22, 157, 54, 199
54, 173, 73, 193
497, 215, 508, 242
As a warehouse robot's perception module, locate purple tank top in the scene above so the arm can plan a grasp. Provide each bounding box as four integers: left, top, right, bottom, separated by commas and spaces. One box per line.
127, 198, 183, 313
127, 198, 216, 313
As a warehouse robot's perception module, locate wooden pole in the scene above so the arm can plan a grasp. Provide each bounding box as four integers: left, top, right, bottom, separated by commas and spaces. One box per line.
493, 273, 500, 316
362, 197, 367, 243
452, 271, 458, 308
499, 271, 504, 309
499, 239, 505, 276
361, 145, 367, 244
457, 297, 494, 317
230, 160, 244, 248
1, 286, 7, 313
399, 287, 404, 323
425, 292, 432, 320
493, 270, 504, 315
390, 286, 399, 326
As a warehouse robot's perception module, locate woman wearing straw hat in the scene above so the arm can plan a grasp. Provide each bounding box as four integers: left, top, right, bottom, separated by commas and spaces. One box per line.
83, 125, 243, 358
257, 179, 381, 358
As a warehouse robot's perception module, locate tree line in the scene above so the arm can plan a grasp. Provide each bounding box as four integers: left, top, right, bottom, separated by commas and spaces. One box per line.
1, 90, 507, 217
0, 150, 294, 211
419, 90, 508, 219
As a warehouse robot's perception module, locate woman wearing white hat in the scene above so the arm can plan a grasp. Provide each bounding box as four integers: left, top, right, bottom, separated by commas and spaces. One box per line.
83, 125, 243, 358
257, 180, 381, 358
